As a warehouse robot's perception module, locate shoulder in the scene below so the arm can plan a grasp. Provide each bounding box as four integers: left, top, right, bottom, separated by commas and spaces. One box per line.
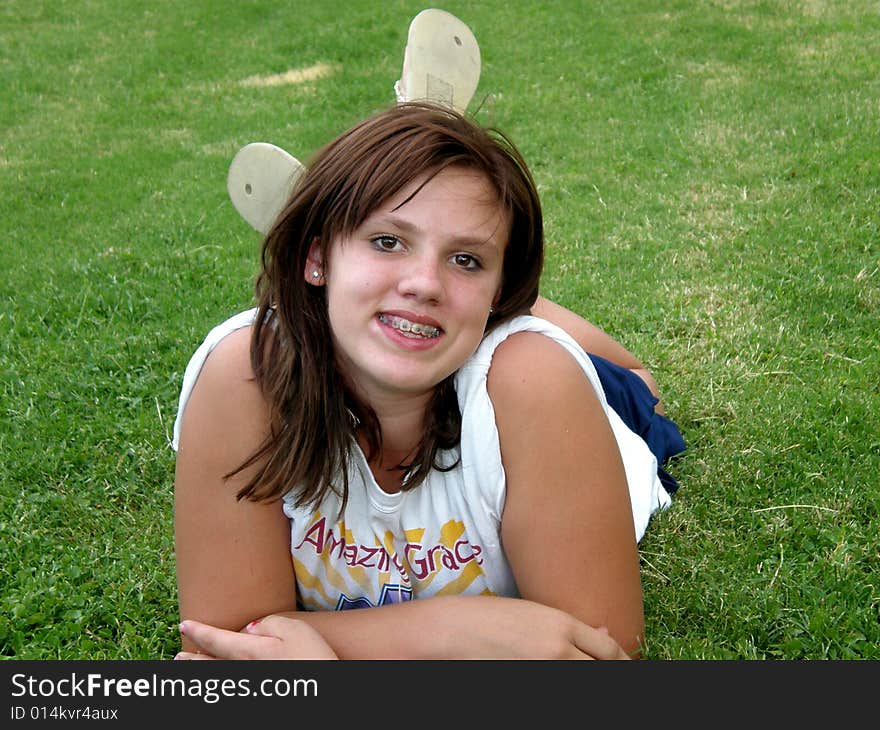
486, 329, 617, 484
175, 324, 271, 459
187, 324, 261, 420
487, 330, 598, 414
460, 315, 589, 389
173, 309, 263, 450
198, 324, 255, 385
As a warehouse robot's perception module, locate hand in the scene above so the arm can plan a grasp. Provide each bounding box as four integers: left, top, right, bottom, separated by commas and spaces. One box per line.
477, 599, 633, 660
175, 615, 338, 660
429, 596, 634, 659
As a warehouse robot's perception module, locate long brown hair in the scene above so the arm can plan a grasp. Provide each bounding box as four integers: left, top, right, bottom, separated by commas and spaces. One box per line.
232, 102, 543, 508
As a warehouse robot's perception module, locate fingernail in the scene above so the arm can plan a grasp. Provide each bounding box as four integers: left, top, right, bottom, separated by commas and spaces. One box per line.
245, 620, 259, 632
178, 622, 187, 635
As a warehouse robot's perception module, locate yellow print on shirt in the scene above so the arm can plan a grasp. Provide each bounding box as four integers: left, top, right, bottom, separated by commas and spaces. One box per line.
292, 513, 487, 609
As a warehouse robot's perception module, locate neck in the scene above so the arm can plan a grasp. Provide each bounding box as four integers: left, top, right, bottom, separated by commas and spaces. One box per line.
355, 391, 433, 494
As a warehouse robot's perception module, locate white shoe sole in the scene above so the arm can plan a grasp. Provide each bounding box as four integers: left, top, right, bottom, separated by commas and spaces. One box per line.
227, 142, 305, 235
395, 8, 481, 114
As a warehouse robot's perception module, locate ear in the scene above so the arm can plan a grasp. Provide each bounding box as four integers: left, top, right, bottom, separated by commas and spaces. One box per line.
304, 240, 325, 285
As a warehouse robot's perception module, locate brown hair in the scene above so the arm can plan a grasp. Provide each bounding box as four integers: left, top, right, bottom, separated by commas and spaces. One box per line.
232, 102, 543, 508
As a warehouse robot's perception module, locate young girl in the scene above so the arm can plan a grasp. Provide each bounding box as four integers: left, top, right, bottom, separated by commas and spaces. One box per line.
173, 102, 681, 659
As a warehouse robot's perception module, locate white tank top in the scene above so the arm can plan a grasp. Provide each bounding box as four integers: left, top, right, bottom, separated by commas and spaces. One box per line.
173, 311, 670, 611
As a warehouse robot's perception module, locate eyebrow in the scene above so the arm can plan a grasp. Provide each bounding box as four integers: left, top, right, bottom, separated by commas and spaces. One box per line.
370, 213, 502, 249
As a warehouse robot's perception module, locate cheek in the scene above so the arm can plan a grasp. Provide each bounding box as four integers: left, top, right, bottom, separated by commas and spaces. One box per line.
453, 286, 497, 332
476, 276, 504, 311
328, 254, 385, 293
325, 271, 380, 324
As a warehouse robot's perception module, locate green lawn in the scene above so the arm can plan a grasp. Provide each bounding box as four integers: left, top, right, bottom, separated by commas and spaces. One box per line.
1, 0, 877, 659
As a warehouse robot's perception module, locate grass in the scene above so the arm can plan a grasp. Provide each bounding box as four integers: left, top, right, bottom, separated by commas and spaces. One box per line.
1, 0, 877, 659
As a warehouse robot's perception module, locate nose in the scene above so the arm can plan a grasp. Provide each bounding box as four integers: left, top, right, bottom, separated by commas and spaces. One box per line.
397, 252, 444, 304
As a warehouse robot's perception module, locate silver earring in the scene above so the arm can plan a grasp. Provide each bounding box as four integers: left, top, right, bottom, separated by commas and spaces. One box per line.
489, 306, 495, 314
312, 270, 320, 279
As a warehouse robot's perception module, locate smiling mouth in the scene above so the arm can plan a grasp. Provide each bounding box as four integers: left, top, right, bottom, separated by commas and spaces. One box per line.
378, 313, 442, 339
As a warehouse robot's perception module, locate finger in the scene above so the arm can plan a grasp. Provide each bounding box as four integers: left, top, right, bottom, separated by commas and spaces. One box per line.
180, 620, 278, 660
244, 614, 309, 638
246, 615, 338, 660
173, 651, 217, 661
242, 615, 287, 637
572, 625, 631, 660
595, 626, 638, 659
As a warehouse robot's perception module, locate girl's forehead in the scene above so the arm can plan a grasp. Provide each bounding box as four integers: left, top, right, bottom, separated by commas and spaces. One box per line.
383, 166, 500, 214
324, 165, 510, 252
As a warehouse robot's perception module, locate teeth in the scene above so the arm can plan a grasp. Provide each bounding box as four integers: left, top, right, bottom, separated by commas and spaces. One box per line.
379, 314, 441, 338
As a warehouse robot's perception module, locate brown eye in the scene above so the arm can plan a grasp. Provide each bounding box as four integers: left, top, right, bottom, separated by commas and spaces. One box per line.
372, 235, 402, 251
452, 253, 479, 270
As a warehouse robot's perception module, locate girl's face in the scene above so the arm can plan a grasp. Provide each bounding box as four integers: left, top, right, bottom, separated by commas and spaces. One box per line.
311, 166, 508, 405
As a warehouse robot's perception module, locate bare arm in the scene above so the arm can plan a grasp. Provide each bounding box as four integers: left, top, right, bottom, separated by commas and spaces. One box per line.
531, 295, 662, 409
179, 596, 629, 660
489, 331, 645, 656
174, 327, 298, 653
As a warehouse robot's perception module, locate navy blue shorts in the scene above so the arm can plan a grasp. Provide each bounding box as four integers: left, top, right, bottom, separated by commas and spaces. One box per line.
588, 354, 686, 495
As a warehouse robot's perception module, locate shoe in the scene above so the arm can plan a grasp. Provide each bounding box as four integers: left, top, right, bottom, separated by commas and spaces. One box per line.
228, 10, 481, 234
226, 142, 305, 235
394, 8, 481, 114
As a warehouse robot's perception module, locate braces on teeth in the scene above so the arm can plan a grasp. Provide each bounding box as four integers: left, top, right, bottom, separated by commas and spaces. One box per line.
379, 314, 441, 338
